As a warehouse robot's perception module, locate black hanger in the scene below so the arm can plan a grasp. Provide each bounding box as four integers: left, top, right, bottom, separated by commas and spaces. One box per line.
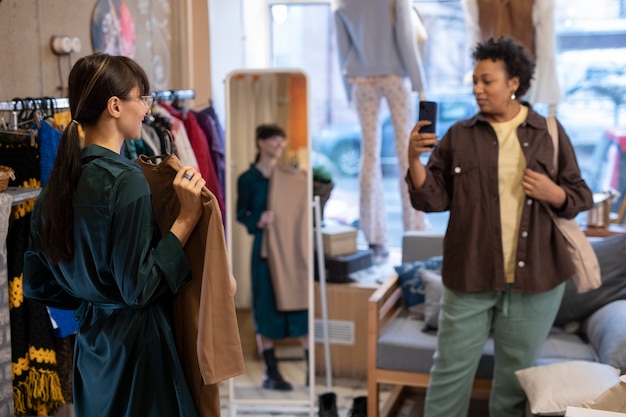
25, 98, 42, 129
144, 128, 174, 162
41, 97, 58, 120
13, 97, 41, 129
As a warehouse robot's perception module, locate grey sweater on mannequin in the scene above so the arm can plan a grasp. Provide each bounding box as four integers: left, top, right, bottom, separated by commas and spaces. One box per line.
333, 0, 428, 101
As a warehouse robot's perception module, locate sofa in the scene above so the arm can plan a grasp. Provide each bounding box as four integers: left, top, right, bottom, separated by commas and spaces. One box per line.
367, 231, 626, 417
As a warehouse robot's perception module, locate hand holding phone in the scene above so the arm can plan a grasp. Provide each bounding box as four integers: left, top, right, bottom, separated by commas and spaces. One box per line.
417, 101, 438, 149
418, 101, 438, 134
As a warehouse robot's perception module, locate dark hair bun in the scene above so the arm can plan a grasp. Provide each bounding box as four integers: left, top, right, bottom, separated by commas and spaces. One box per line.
256, 124, 286, 140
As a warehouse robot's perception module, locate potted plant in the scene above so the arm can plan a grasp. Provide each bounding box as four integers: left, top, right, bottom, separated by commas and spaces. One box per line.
312, 164, 334, 224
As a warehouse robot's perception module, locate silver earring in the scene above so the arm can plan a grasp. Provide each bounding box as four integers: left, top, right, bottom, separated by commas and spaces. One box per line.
510, 92, 516, 100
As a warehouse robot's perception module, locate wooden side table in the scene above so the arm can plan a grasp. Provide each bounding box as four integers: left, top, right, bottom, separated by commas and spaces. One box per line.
582, 224, 626, 237
313, 278, 382, 380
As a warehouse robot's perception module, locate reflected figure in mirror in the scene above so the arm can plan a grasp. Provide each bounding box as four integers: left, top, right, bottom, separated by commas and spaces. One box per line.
236, 124, 309, 391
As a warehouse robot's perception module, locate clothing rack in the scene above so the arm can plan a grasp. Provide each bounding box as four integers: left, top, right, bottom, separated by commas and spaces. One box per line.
6, 187, 42, 207
0, 97, 69, 131
0, 89, 196, 112
0, 97, 70, 112
152, 89, 195, 101
152, 89, 195, 118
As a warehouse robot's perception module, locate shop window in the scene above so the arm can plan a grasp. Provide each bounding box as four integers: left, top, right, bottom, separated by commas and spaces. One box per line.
268, 0, 626, 247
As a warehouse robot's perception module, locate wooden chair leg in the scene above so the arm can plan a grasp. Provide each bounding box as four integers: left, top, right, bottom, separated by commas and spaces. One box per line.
367, 377, 379, 417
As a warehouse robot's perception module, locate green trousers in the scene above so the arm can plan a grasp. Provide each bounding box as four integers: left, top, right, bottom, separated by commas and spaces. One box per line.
423, 283, 565, 417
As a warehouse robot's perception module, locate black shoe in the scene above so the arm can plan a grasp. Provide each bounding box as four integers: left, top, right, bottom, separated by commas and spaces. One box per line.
261, 348, 293, 391
369, 244, 389, 264
304, 349, 310, 387
318, 392, 339, 417
348, 396, 367, 417
262, 374, 293, 391
369, 243, 389, 257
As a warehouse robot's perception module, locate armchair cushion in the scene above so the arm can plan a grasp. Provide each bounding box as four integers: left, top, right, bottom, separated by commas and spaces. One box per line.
534, 331, 597, 366
555, 234, 626, 327
583, 299, 626, 372
394, 256, 443, 318
376, 312, 495, 378
421, 269, 444, 330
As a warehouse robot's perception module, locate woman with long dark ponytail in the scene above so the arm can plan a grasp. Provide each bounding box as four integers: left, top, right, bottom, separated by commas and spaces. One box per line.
23, 53, 205, 417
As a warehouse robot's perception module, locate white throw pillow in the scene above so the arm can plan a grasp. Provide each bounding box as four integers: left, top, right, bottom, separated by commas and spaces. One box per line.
515, 361, 621, 416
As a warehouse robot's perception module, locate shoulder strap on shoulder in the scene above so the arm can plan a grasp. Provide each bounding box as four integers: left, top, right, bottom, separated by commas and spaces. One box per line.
546, 115, 559, 177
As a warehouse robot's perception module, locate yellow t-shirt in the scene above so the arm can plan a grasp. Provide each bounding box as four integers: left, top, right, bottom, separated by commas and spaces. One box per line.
490, 105, 529, 283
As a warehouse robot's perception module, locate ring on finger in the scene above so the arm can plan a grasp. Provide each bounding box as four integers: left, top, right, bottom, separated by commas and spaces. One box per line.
183, 173, 193, 180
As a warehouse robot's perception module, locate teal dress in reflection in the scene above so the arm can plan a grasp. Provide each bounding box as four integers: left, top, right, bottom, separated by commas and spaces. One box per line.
236, 164, 308, 339
23, 145, 198, 417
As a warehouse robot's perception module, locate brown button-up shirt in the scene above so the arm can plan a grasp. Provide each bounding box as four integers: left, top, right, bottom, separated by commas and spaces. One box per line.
407, 105, 593, 294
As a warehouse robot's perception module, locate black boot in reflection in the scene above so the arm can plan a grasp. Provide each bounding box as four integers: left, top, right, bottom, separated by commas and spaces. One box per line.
348, 396, 367, 417
304, 348, 309, 386
318, 392, 339, 417
261, 348, 293, 391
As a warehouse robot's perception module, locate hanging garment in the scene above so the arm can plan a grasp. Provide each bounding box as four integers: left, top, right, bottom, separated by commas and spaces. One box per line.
9, 205, 65, 416
143, 120, 176, 157
0, 138, 40, 189
137, 154, 244, 417
462, 0, 561, 104
476, 0, 536, 57
152, 104, 200, 170
37, 119, 61, 187
122, 135, 156, 160
0, 193, 15, 416
0, 139, 63, 416
261, 166, 309, 311
194, 107, 226, 201
52, 111, 72, 131
160, 103, 224, 215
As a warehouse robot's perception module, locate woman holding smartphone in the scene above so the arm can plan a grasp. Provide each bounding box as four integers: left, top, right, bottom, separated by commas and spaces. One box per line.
406, 37, 592, 417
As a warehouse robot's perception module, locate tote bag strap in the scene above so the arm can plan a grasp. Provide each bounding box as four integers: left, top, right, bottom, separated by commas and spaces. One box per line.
546, 115, 559, 178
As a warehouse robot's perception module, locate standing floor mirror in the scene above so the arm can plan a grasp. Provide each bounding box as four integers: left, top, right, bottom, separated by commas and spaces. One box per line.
224, 69, 315, 416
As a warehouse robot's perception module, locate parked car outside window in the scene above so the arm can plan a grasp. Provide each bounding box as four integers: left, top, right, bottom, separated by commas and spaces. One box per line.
312, 93, 478, 176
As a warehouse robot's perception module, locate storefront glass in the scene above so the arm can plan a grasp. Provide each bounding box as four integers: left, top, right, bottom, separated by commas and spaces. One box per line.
268, 0, 626, 245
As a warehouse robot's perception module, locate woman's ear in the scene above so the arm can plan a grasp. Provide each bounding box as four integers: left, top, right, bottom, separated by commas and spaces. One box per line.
106, 96, 122, 119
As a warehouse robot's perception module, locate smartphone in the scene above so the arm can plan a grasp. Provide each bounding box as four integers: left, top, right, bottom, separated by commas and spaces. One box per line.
418, 101, 438, 134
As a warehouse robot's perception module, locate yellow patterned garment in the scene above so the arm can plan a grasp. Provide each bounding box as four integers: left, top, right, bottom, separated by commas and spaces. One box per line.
52, 111, 84, 137
1, 138, 65, 416
9, 199, 65, 417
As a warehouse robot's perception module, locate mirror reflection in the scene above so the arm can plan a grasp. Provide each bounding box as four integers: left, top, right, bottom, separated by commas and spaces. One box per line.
225, 70, 313, 405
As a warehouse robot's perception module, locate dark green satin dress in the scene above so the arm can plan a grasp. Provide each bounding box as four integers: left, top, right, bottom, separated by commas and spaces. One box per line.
23, 145, 198, 417
236, 164, 308, 339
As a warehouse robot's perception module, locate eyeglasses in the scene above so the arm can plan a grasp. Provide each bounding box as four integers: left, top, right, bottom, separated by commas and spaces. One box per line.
122, 95, 154, 108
